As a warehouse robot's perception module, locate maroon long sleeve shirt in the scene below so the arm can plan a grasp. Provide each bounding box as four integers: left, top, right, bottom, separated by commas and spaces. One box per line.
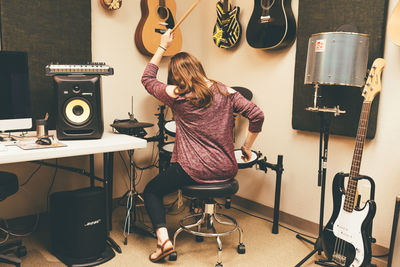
142, 63, 264, 183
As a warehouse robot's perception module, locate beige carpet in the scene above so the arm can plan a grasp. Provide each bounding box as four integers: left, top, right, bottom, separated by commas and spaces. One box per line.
0, 199, 387, 267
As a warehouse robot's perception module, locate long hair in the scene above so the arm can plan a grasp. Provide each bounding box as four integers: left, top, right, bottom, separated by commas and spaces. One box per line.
168, 52, 215, 108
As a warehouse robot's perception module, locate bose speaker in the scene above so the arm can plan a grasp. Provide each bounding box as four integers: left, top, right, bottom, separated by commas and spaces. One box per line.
54, 75, 103, 140
50, 187, 114, 266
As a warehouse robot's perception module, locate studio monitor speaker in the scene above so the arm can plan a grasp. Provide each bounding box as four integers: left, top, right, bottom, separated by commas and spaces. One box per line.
50, 187, 113, 265
389, 195, 400, 267
54, 75, 103, 140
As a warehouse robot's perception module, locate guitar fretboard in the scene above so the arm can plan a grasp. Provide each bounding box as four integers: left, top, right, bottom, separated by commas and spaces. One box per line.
343, 102, 372, 212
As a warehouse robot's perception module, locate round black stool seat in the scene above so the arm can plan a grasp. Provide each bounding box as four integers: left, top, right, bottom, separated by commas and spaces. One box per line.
0, 171, 19, 201
182, 179, 238, 199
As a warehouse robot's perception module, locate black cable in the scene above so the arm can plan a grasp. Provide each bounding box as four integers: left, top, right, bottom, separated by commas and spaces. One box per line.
118, 151, 131, 189
230, 205, 317, 240
46, 159, 58, 212
231, 204, 389, 260
20, 163, 42, 186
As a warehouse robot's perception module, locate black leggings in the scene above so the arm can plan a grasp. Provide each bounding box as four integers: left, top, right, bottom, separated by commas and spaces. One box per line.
143, 163, 197, 230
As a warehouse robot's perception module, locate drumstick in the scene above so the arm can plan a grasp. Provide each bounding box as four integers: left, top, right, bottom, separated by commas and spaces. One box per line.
171, 0, 201, 33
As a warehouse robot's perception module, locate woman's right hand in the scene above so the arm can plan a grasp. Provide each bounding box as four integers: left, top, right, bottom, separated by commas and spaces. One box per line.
241, 145, 252, 162
160, 29, 174, 49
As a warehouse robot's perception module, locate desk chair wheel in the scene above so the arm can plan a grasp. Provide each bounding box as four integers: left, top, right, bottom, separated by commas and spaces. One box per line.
15, 246, 27, 258
216, 262, 223, 267
237, 243, 245, 254
168, 251, 177, 261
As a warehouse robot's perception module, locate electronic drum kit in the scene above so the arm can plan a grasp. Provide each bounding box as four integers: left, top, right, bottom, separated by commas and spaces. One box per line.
110, 86, 262, 170
111, 87, 284, 236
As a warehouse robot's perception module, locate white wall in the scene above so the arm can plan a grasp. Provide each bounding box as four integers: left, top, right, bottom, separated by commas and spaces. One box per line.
1, 0, 399, 249
92, 0, 400, 249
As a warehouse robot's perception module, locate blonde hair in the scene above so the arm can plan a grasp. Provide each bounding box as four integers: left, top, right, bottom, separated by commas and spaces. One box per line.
168, 52, 216, 108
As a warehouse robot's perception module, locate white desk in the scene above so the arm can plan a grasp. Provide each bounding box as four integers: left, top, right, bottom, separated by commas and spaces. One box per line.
0, 131, 146, 231
0, 132, 146, 164
0, 131, 146, 261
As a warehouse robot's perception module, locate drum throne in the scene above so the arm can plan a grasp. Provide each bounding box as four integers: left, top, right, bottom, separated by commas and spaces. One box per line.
168, 179, 245, 267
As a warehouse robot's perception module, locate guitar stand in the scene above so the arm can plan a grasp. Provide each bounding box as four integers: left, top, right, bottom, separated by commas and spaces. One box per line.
256, 154, 284, 234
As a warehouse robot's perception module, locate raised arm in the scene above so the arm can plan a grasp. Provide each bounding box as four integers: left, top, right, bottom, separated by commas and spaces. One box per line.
141, 29, 177, 105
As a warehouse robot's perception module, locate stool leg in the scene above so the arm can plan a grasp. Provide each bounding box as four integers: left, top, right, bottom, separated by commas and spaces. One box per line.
173, 213, 206, 249
209, 216, 223, 267
216, 236, 223, 267
213, 213, 245, 254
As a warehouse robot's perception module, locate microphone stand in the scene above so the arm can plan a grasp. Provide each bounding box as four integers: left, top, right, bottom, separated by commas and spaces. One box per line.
295, 84, 345, 267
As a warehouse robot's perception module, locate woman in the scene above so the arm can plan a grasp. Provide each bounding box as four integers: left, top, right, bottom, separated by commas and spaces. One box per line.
141, 29, 264, 263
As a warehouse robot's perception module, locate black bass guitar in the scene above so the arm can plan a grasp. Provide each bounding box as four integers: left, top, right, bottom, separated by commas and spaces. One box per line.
322, 58, 385, 267
213, 0, 242, 49
246, 0, 296, 50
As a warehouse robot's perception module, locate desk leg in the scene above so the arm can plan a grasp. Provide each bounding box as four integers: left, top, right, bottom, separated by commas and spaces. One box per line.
103, 152, 114, 230
103, 152, 122, 254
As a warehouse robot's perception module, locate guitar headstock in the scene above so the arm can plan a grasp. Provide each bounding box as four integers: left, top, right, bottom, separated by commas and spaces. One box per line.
362, 58, 386, 102
100, 0, 122, 11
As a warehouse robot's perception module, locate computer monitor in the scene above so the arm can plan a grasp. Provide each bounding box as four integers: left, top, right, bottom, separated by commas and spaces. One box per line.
0, 51, 32, 132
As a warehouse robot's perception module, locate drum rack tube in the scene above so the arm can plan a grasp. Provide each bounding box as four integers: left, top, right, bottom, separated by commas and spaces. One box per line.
256, 154, 284, 234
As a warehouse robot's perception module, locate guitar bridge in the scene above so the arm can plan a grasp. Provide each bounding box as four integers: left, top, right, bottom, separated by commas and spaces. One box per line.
155, 29, 167, 34
332, 253, 347, 266
259, 15, 271, 23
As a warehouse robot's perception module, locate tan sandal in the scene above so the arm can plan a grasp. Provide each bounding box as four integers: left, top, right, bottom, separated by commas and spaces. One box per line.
149, 239, 175, 263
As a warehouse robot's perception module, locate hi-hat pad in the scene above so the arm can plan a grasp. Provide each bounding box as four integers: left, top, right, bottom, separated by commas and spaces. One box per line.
111, 119, 154, 137
110, 120, 153, 129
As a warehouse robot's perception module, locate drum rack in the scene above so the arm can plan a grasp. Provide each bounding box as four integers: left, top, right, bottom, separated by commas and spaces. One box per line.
255, 153, 284, 234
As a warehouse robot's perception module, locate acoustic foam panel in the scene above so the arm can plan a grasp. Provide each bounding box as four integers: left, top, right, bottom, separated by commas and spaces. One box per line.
0, 0, 91, 129
292, 0, 388, 139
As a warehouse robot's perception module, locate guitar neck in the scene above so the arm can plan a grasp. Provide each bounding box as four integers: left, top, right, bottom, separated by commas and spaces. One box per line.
343, 101, 372, 212
222, 0, 231, 13
159, 0, 165, 7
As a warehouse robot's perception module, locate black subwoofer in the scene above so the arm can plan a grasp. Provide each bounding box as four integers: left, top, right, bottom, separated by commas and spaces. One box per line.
54, 75, 103, 140
50, 187, 114, 266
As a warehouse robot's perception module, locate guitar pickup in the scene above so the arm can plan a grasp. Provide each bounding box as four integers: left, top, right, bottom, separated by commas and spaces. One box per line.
259, 15, 271, 23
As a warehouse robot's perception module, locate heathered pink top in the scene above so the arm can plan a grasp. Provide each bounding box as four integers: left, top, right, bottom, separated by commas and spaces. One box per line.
142, 63, 264, 183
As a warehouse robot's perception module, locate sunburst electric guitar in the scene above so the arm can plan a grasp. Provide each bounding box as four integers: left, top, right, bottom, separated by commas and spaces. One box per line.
213, 0, 242, 49
135, 0, 183, 56
322, 58, 386, 267
246, 0, 296, 50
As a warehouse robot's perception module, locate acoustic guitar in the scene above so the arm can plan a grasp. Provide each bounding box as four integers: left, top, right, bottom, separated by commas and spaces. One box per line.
388, 1, 400, 46
322, 58, 385, 267
213, 0, 242, 49
135, 0, 182, 56
246, 0, 296, 50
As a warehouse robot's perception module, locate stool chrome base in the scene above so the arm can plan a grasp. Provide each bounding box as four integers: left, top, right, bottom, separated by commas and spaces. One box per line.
169, 201, 245, 267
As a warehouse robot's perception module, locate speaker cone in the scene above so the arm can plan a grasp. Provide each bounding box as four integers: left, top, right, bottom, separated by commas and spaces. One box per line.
64, 98, 92, 125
